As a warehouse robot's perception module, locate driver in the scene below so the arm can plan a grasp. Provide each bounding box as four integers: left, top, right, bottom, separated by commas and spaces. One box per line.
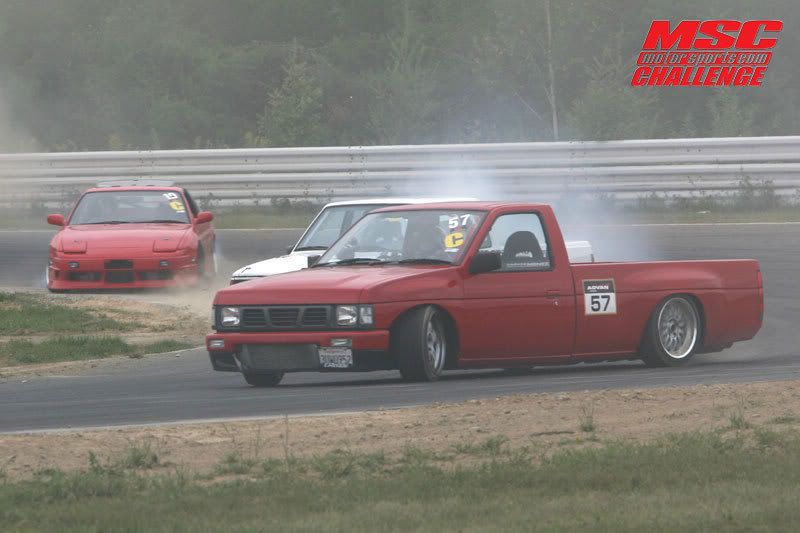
402, 214, 447, 260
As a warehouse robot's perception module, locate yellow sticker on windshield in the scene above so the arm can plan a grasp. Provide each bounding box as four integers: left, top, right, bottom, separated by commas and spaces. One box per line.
170, 200, 185, 212
444, 232, 464, 248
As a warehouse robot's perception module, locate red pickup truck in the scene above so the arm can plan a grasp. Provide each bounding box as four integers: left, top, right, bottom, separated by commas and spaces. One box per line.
207, 202, 763, 386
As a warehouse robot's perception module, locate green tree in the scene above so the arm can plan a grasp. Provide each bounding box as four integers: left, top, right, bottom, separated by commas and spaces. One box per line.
257, 61, 325, 147
709, 91, 754, 137
367, 1, 440, 144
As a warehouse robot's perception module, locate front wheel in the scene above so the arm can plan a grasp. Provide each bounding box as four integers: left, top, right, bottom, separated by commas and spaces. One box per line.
392, 306, 448, 382
243, 371, 284, 387
641, 296, 701, 367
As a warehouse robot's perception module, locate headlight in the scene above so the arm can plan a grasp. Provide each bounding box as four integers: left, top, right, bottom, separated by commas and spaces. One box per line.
336, 305, 373, 327
359, 305, 374, 326
220, 307, 241, 327
336, 305, 358, 326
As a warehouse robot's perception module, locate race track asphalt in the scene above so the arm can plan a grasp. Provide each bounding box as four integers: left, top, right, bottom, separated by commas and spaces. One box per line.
0, 223, 798, 432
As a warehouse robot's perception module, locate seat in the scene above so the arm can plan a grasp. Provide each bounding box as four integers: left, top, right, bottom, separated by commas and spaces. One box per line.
502, 231, 544, 268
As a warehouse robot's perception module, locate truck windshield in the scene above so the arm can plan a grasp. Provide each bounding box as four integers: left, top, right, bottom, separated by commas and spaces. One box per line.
294, 204, 389, 251
317, 209, 486, 266
69, 190, 190, 225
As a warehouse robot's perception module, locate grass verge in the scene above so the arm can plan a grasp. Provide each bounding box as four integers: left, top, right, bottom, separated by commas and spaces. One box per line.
0, 336, 191, 365
0, 293, 137, 335
3, 429, 800, 531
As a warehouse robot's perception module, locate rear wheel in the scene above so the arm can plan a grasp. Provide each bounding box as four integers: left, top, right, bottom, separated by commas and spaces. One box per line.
392, 306, 447, 382
641, 296, 700, 367
243, 371, 284, 387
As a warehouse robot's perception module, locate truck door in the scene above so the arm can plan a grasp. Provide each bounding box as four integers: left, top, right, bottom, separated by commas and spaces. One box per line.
460, 211, 576, 360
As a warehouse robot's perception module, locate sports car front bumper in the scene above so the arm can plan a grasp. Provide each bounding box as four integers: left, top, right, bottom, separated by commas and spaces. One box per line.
47, 254, 202, 290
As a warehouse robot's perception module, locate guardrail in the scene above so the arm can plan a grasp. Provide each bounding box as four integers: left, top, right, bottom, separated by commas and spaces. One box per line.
1, 136, 798, 205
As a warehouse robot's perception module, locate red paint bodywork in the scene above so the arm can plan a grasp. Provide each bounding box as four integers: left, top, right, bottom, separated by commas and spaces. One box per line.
47, 186, 215, 290
207, 203, 763, 368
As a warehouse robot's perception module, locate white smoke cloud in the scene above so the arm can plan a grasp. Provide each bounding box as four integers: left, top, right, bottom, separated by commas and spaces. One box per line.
393, 163, 657, 262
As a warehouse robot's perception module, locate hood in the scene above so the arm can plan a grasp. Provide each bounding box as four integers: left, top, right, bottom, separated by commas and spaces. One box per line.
215, 264, 461, 305
54, 223, 193, 254
231, 251, 321, 279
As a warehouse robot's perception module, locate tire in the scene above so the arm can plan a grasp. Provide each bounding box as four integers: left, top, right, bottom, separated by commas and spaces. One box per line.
392, 306, 448, 382
196, 246, 216, 287
243, 371, 284, 387
641, 296, 701, 367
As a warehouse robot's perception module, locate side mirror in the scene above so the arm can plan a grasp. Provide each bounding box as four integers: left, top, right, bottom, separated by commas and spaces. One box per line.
468, 251, 501, 275
307, 255, 321, 267
47, 214, 66, 227
195, 211, 214, 224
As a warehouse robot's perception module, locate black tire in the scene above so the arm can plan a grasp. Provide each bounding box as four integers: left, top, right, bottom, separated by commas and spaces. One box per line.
391, 306, 448, 382
243, 371, 284, 387
641, 296, 701, 367
196, 246, 216, 287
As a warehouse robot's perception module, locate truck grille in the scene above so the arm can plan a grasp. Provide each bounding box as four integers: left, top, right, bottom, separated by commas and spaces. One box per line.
242, 308, 267, 327
237, 306, 332, 330
269, 308, 300, 327
301, 307, 329, 326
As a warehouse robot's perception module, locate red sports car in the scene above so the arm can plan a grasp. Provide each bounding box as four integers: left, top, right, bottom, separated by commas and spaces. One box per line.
46, 181, 216, 291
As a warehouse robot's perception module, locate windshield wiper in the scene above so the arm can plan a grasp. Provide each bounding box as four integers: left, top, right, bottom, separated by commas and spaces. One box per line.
314, 258, 388, 267
294, 246, 328, 251
84, 220, 130, 225
396, 258, 453, 265
146, 220, 187, 224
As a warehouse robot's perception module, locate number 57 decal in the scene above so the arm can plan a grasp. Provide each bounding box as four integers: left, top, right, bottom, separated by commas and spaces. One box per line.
583, 279, 617, 315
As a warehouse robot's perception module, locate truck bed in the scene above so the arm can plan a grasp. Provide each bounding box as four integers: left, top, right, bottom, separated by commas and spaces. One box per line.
570, 259, 762, 356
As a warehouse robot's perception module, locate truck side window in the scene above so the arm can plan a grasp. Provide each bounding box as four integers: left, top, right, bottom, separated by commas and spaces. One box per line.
481, 213, 551, 271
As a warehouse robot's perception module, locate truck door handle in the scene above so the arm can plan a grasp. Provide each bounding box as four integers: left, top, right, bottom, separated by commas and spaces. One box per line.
546, 290, 561, 299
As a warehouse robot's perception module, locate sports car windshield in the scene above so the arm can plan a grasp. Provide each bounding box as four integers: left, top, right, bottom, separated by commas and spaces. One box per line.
294, 204, 390, 251
316, 209, 486, 266
69, 191, 191, 225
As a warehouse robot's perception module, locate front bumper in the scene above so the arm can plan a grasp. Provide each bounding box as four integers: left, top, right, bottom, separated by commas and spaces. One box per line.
206, 330, 392, 373
48, 254, 201, 290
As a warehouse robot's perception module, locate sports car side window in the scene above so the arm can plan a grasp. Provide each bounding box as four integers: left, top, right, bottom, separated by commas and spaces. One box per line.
183, 190, 200, 217
481, 213, 551, 271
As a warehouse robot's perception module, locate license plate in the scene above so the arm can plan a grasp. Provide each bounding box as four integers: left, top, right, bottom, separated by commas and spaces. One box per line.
318, 347, 353, 368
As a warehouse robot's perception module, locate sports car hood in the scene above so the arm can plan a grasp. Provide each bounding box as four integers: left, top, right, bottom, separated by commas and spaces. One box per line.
215, 265, 462, 305
53, 224, 193, 254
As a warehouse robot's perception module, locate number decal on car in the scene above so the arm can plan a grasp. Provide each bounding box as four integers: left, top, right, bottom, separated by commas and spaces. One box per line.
444, 232, 464, 248
583, 279, 617, 315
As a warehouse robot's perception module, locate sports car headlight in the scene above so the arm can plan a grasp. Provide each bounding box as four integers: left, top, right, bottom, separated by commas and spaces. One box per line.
220, 307, 241, 327
336, 305, 358, 326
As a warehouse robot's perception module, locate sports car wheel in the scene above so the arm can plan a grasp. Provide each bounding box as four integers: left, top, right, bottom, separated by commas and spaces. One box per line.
392, 306, 447, 382
641, 296, 700, 367
243, 371, 284, 387
196, 246, 216, 286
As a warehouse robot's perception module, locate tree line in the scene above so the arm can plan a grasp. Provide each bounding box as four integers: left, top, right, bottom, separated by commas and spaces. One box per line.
0, 0, 797, 152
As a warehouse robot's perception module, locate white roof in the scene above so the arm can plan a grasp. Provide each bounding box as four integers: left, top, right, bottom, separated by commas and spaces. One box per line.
324, 197, 477, 207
